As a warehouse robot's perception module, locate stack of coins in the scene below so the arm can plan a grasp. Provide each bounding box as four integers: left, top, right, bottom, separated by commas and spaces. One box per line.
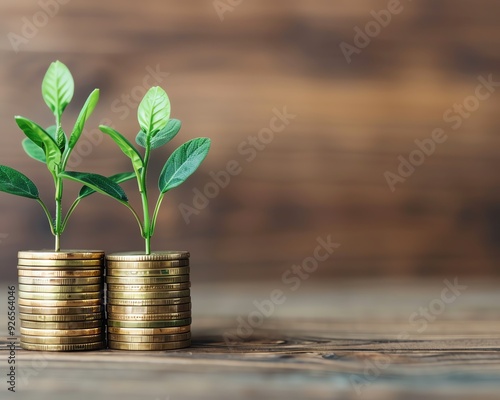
18, 251, 105, 351
106, 251, 191, 350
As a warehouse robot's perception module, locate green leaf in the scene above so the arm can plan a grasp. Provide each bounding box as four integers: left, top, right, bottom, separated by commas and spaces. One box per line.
22, 139, 46, 163
135, 131, 147, 148
78, 172, 135, 200
0, 166, 39, 199
15, 117, 61, 172
22, 125, 57, 163
41, 61, 74, 118
136, 119, 182, 150
22, 126, 58, 163
46, 126, 57, 138
68, 89, 100, 150
158, 138, 211, 194
99, 125, 144, 174
60, 171, 128, 202
137, 87, 170, 137
56, 126, 67, 152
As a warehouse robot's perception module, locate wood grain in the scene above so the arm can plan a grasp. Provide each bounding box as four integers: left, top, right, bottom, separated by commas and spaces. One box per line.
1, 280, 500, 399
0, 1, 499, 280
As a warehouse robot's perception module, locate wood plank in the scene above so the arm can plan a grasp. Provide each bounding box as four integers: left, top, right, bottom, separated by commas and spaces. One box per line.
0, 1, 499, 280
0, 281, 499, 399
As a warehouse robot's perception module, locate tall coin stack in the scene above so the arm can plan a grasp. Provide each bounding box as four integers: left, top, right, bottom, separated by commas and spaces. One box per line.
18, 251, 105, 351
106, 251, 191, 350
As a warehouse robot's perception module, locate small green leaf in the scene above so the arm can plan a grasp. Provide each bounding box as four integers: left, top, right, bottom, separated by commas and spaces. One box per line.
135, 130, 147, 148
22, 125, 57, 163
159, 138, 211, 193
57, 126, 67, 152
41, 61, 74, 118
22, 139, 46, 163
68, 89, 100, 150
46, 126, 57, 138
138, 87, 170, 137
136, 119, 182, 150
78, 172, 135, 200
151, 119, 181, 149
15, 117, 61, 172
22, 126, 58, 163
99, 125, 144, 174
60, 171, 128, 202
0, 166, 39, 199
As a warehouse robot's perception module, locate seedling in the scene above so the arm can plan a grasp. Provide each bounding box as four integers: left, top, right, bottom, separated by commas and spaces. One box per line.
0, 61, 131, 251
63, 86, 211, 254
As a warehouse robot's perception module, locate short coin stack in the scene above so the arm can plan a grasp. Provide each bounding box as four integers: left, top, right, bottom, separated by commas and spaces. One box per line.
18, 250, 105, 351
106, 251, 191, 350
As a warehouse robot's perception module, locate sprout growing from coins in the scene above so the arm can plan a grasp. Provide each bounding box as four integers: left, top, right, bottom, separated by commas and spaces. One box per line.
0, 61, 130, 251
62, 86, 211, 254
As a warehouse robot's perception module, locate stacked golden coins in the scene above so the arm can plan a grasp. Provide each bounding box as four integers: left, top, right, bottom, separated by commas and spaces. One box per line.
106, 251, 191, 350
18, 251, 105, 351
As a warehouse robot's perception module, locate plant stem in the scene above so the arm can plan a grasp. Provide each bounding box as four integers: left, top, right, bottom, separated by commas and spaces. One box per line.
141, 147, 152, 254
36, 199, 55, 236
122, 202, 145, 238
54, 173, 63, 252
61, 198, 81, 233
151, 193, 165, 237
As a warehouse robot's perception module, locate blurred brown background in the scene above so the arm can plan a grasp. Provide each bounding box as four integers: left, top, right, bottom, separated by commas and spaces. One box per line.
0, 0, 499, 282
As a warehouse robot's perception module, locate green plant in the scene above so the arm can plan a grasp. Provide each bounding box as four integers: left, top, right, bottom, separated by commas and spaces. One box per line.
63, 86, 211, 254
0, 61, 132, 251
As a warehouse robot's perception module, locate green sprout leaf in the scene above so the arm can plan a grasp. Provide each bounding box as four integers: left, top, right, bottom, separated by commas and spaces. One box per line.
22, 139, 46, 163
60, 171, 128, 202
15, 117, 61, 172
42, 61, 74, 119
68, 89, 100, 151
56, 127, 66, 152
99, 125, 144, 174
0, 166, 39, 199
159, 137, 211, 194
136, 119, 182, 150
137, 86, 170, 138
78, 172, 135, 200
22, 126, 57, 163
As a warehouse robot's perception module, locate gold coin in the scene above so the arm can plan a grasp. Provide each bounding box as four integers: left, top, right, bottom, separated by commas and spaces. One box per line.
19, 305, 103, 315
18, 269, 102, 277
21, 320, 103, 330
19, 291, 103, 300
107, 303, 191, 314
19, 276, 102, 285
107, 251, 189, 262
17, 265, 102, 271
107, 318, 191, 328
107, 282, 190, 292
21, 334, 105, 345
20, 341, 104, 351
107, 325, 190, 335
108, 332, 191, 343
19, 284, 102, 293
18, 259, 103, 267
108, 339, 191, 351
18, 250, 104, 260
20, 326, 103, 337
107, 289, 190, 299
106, 276, 189, 285
19, 312, 104, 322
107, 296, 191, 306
107, 311, 191, 321
19, 298, 102, 307
107, 267, 189, 276
106, 260, 189, 269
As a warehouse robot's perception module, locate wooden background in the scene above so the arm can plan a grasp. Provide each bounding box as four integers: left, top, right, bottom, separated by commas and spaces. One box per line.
0, 0, 499, 281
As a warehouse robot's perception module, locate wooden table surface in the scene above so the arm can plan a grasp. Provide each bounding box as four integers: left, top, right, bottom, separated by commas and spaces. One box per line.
1, 279, 500, 399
